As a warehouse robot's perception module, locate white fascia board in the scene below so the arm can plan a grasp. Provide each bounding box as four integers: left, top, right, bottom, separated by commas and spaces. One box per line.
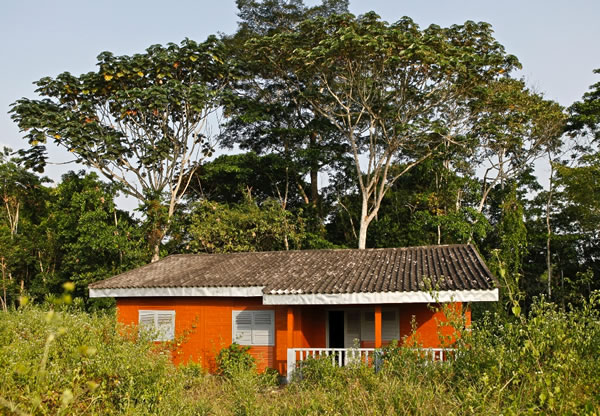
88, 286, 265, 298
262, 289, 499, 305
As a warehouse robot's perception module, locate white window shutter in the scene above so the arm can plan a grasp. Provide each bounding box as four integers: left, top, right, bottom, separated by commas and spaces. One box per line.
139, 310, 175, 341
252, 311, 274, 345
345, 311, 361, 347
156, 311, 175, 341
233, 311, 253, 345
362, 311, 375, 341
382, 309, 399, 340
139, 311, 155, 330
232, 310, 274, 346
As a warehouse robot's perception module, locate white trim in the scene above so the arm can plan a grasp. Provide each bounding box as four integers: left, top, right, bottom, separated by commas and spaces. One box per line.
263, 289, 499, 305
90, 286, 499, 304
89, 286, 264, 298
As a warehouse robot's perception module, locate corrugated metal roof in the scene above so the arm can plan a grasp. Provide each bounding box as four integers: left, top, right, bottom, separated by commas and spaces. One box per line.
88, 244, 496, 294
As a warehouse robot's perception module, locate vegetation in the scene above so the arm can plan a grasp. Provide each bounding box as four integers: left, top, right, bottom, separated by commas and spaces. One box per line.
3, 0, 599, 311
1, 296, 598, 415
2, 0, 600, 412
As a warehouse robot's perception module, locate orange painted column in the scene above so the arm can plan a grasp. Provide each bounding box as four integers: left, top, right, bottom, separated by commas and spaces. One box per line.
374, 306, 382, 348
287, 307, 294, 349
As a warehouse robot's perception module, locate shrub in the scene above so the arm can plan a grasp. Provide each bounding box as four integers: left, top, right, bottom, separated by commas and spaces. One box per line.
216, 342, 256, 378
2, 296, 599, 415
0, 306, 194, 415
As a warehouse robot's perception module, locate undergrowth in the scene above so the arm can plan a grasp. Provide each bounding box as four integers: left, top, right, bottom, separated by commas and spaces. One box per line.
1, 295, 599, 415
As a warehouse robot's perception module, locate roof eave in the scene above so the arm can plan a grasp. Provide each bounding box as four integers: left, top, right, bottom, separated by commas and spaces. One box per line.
89, 286, 498, 304
262, 289, 499, 305
88, 286, 265, 298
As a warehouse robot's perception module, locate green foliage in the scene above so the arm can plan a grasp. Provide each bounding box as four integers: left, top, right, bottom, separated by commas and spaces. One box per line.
188, 199, 305, 253
0, 149, 50, 309
567, 68, 600, 141
0, 161, 147, 309
556, 153, 600, 232
186, 152, 307, 208
43, 172, 148, 302
0, 306, 207, 415
216, 343, 256, 378
10, 38, 230, 259
2, 297, 600, 415
452, 296, 600, 414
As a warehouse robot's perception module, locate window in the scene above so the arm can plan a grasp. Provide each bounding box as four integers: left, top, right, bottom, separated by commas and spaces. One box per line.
232, 310, 275, 346
360, 309, 399, 341
382, 309, 399, 340
138, 310, 175, 341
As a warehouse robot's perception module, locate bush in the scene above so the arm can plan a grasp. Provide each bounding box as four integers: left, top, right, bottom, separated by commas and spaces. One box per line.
0, 306, 197, 415
2, 297, 599, 415
216, 342, 256, 378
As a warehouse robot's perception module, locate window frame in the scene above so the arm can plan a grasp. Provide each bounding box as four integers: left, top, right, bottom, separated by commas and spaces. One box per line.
232, 310, 275, 347
138, 310, 176, 341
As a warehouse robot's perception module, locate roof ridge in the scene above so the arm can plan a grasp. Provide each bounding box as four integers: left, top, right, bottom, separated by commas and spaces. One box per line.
160, 244, 474, 258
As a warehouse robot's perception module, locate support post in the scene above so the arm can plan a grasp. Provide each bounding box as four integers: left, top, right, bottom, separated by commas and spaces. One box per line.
286, 307, 295, 381
287, 348, 296, 383
374, 306, 382, 349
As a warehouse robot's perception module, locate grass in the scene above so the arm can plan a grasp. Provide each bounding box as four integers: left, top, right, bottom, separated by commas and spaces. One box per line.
1, 296, 599, 415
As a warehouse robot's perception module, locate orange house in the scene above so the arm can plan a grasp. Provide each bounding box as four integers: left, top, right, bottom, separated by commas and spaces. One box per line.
89, 244, 497, 378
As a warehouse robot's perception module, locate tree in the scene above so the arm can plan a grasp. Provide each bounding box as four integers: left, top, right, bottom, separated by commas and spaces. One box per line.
222, 0, 351, 224
41, 171, 147, 304
249, 13, 520, 248
185, 152, 307, 208
0, 149, 49, 308
326, 159, 489, 248
10, 38, 229, 261
567, 68, 600, 141
469, 79, 566, 219
187, 198, 305, 253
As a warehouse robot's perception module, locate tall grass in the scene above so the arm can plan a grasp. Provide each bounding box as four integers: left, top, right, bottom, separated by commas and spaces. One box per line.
1, 295, 599, 415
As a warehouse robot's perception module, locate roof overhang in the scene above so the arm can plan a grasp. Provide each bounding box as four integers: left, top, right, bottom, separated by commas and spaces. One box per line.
88, 286, 265, 298
89, 286, 498, 304
262, 289, 499, 305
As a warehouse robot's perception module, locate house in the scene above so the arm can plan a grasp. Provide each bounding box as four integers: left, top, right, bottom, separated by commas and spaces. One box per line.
88, 244, 497, 378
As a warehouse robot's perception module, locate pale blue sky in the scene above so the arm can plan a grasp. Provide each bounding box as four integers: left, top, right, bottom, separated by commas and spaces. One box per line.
1, 0, 599, 185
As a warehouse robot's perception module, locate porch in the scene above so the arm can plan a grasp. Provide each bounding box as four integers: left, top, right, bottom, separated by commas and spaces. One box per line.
285, 347, 454, 382
282, 304, 461, 380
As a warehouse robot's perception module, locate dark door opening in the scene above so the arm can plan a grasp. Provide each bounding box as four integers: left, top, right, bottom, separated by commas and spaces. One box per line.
328, 311, 345, 348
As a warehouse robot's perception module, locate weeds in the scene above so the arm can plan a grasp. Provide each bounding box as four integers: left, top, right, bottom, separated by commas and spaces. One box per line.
1, 295, 599, 415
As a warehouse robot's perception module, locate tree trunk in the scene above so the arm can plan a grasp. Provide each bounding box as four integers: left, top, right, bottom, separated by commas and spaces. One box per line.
309, 132, 320, 221
310, 168, 318, 208
1, 258, 7, 312
151, 241, 161, 263
358, 197, 370, 249
546, 153, 554, 298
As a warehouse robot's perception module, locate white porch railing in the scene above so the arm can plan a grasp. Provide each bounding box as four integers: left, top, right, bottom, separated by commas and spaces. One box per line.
286, 347, 454, 382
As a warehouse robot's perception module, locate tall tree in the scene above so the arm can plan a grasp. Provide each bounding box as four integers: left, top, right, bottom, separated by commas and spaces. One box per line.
41, 171, 147, 304
250, 13, 520, 248
0, 149, 49, 308
469, 79, 566, 218
223, 0, 351, 222
567, 68, 600, 141
11, 38, 229, 261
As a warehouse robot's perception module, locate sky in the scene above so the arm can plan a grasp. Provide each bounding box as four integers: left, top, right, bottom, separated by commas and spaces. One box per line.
1, 0, 599, 205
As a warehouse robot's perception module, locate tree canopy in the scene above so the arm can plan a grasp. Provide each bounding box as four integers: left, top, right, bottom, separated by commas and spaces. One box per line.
6, 0, 598, 312
10, 38, 230, 261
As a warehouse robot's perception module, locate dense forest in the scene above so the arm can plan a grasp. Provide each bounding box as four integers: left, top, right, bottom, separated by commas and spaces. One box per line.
2, 0, 599, 314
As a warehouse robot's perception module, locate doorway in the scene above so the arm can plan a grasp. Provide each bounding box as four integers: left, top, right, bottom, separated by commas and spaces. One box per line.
328, 311, 345, 348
